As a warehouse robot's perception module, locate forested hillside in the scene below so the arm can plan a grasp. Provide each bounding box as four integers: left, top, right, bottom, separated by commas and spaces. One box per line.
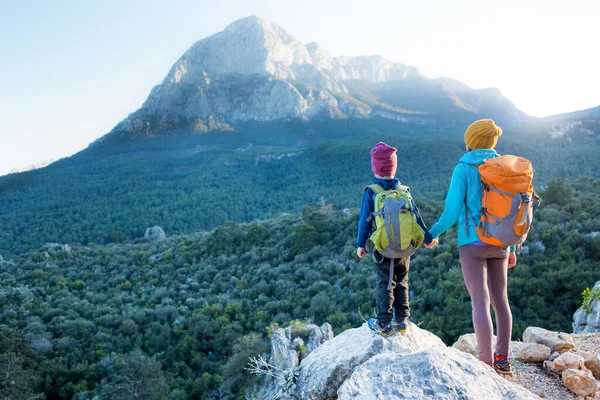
1, 118, 599, 256
2, 177, 599, 399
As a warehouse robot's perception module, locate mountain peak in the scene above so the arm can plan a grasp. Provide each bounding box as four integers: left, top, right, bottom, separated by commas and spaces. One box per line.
112, 16, 530, 135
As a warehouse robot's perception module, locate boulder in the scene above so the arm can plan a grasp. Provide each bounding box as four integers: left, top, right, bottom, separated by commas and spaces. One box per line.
523, 327, 574, 353
517, 343, 552, 363
452, 333, 496, 356
144, 226, 165, 241
338, 347, 539, 399
573, 281, 600, 333
553, 352, 585, 373
578, 352, 600, 379
562, 368, 600, 397
148, 253, 163, 263
293, 322, 445, 400
44, 243, 72, 254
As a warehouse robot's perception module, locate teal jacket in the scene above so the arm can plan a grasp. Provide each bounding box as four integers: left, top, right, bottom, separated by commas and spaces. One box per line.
429, 149, 499, 247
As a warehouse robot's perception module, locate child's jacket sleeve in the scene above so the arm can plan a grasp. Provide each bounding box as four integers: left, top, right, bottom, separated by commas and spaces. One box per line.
356, 189, 374, 248
411, 199, 433, 244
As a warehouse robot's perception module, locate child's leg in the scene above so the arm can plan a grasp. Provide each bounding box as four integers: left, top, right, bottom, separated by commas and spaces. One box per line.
487, 249, 512, 356
392, 257, 410, 321
459, 244, 494, 364
375, 259, 394, 324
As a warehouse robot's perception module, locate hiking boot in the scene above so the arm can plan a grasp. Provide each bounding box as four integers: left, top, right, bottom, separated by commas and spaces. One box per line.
391, 318, 407, 334
367, 318, 393, 336
494, 353, 514, 375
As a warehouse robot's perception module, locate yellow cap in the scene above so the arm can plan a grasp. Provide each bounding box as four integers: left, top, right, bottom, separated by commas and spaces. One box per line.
464, 119, 503, 150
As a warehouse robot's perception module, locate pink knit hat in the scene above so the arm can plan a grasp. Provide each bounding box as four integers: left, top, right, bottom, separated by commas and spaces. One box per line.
371, 142, 397, 177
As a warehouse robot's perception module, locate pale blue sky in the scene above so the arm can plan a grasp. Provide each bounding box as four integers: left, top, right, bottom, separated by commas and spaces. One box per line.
1, 0, 599, 175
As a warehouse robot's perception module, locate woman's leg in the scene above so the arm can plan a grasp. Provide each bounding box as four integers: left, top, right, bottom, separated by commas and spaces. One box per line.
459, 244, 493, 363
487, 249, 512, 356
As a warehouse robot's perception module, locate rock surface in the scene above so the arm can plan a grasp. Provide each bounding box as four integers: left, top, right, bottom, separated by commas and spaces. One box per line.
562, 369, 600, 397
339, 347, 539, 399
518, 343, 552, 363
573, 280, 600, 333
144, 226, 166, 241
292, 322, 537, 400
294, 322, 445, 399
523, 327, 575, 353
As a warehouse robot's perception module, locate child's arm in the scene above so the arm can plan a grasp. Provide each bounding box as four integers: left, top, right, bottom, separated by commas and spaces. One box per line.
411, 199, 433, 244
356, 189, 374, 253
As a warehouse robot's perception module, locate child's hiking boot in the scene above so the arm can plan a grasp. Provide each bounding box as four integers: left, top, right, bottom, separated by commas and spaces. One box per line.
494, 353, 514, 376
391, 318, 407, 334
367, 318, 393, 337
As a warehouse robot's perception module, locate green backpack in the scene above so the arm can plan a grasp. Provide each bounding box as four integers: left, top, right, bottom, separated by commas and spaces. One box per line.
365, 184, 425, 287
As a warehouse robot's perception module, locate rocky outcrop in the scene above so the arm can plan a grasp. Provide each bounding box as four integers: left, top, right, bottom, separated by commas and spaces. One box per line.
339, 347, 538, 400
573, 280, 600, 333
269, 322, 334, 372
282, 322, 537, 400
144, 226, 165, 241
44, 243, 72, 254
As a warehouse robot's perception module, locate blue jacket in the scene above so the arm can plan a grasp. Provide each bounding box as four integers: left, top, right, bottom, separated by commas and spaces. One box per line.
356, 178, 432, 248
429, 149, 499, 247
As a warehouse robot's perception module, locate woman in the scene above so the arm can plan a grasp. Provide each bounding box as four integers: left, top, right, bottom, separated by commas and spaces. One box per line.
428, 119, 516, 375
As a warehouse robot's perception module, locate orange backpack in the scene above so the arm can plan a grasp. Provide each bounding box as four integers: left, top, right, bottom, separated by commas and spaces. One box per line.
468, 155, 540, 247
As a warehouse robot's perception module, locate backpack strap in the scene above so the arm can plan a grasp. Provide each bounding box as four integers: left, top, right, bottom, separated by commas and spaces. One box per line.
367, 184, 384, 194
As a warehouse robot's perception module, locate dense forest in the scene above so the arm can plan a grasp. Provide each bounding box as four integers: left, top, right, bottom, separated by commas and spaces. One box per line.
2, 177, 600, 399
1, 117, 599, 256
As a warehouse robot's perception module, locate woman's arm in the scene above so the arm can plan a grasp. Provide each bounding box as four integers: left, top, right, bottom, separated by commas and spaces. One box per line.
429, 164, 468, 239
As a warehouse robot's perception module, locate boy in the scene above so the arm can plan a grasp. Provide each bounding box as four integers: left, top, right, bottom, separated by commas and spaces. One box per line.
356, 142, 434, 336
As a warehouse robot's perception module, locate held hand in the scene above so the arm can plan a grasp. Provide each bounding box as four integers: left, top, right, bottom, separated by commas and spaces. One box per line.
357, 247, 366, 259
508, 251, 517, 268
424, 238, 439, 249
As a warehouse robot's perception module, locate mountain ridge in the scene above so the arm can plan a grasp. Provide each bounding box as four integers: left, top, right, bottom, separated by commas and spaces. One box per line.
112, 15, 531, 137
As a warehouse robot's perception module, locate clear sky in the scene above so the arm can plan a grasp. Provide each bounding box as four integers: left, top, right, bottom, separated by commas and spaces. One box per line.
1, 0, 599, 176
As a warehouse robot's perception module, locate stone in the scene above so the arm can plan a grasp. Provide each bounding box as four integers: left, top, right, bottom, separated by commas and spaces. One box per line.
144, 226, 165, 241
582, 352, 600, 379
548, 351, 560, 361
338, 347, 539, 399
522, 327, 575, 353
294, 322, 445, 400
553, 352, 585, 373
452, 333, 496, 357
517, 343, 552, 363
573, 280, 600, 333
544, 360, 558, 374
562, 368, 600, 397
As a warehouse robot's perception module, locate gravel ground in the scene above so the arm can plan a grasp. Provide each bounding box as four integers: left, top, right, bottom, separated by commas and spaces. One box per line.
505, 333, 600, 399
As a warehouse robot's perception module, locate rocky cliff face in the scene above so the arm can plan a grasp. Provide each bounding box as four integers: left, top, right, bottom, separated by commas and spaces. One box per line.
113, 16, 530, 136
573, 280, 600, 333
